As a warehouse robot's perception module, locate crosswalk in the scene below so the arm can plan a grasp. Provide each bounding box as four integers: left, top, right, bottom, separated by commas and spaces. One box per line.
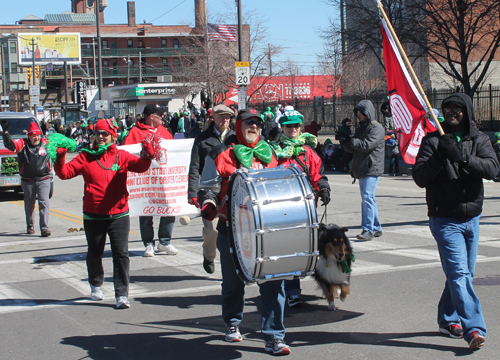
1, 234, 500, 314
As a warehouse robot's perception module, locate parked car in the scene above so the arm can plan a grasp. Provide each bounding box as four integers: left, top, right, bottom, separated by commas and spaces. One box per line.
0, 112, 54, 197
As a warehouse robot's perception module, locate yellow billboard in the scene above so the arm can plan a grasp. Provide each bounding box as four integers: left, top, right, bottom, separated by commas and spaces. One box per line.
18, 33, 81, 65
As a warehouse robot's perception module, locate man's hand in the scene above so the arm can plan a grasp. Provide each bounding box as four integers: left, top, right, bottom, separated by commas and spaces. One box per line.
0, 119, 9, 132
140, 141, 155, 160
438, 134, 462, 163
188, 197, 199, 208
200, 203, 217, 221
319, 189, 330, 205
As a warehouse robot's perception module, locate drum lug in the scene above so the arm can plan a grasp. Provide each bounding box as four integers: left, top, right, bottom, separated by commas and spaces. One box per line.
305, 194, 314, 200
256, 257, 264, 263
256, 229, 265, 235
311, 251, 319, 256
311, 223, 320, 228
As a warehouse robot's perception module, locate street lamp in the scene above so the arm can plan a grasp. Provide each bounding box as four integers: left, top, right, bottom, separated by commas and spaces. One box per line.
123, 56, 133, 84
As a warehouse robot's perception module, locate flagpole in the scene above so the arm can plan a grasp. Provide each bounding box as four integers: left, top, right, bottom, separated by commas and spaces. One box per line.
375, 0, 444, 136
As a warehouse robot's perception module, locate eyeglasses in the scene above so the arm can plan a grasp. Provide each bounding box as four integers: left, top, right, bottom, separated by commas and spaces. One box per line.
443, 107, 463, 114
285, 123, 301, 128
95, 130, 110, 137
244, 119, 262, 127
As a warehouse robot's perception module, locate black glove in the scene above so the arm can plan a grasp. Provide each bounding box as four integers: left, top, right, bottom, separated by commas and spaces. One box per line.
0, 119, 9, 132
438, 134, 462, 163
319, 189, 331, 205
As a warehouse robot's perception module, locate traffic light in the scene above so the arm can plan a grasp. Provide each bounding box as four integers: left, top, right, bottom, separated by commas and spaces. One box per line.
26, 68, 32, 82
34, 65, 40, 78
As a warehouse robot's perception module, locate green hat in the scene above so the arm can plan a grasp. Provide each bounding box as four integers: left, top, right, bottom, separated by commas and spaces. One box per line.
495, 132, 500, 141
184, 111, 189, 115
279, 110, 303, 126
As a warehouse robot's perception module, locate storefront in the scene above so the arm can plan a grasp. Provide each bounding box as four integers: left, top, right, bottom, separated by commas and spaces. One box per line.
99, 83, 201, 118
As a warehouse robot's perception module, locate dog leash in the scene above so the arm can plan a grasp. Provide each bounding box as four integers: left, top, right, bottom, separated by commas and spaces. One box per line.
319, 203, 328, 224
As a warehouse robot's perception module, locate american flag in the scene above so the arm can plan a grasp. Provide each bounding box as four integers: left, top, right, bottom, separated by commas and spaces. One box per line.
207, 23, 237, 42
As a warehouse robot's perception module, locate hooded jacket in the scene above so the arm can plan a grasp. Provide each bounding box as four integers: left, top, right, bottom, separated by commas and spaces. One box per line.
122, 120, 172, 145
341, 100, 385, 178
3, 135, 51, 181
413, 93, 499, 218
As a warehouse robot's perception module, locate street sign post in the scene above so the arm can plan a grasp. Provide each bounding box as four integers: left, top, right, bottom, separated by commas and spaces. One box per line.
29, 85, 40, 96
30, 96, 40, 105
1, 96, 9, 109
235, 61, 250, 86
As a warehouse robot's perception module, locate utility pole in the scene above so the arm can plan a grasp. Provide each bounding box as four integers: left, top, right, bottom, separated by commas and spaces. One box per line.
96, 0, 103, 100
139, 50, 142, 83
126, 55, 130, 84
30, 37, 36, 86
236, 0, 243, 61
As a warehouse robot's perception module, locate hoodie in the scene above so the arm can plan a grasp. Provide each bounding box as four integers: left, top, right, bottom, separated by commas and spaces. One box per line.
341, 100, 385, 178
413, 93, 499, 218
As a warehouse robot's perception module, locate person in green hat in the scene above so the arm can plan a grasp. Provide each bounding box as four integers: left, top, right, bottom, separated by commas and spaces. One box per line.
271, 109, 331, 308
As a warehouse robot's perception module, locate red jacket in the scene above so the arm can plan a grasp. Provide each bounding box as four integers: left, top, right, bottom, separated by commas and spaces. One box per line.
122, 121, 172, 145
277, 145, 329, 192
55, 143, 151, 215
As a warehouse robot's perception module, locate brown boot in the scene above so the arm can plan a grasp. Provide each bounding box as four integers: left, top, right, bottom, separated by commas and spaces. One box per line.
41, 229, 51, 237
27, 225, 35, 234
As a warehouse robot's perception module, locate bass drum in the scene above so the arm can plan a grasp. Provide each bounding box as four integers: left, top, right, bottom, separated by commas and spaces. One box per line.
227, 164, 318, 284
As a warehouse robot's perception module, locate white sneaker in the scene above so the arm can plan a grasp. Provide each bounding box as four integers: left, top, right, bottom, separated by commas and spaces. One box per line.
116, 296, 130, 309
143, 243, 155, 257
90, 285, 104, 301
157, 243, 179, 255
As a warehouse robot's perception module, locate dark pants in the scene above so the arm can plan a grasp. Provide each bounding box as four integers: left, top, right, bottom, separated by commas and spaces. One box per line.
84, 216, 130, 298
21, 178, 50, 231
139, 216, 175, 246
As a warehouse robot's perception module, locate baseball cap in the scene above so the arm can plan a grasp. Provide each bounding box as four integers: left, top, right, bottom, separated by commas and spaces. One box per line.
143, 104, 167, 117
236, 108, 263, 122
279, 110, 304, 125
213, 104, 234, 116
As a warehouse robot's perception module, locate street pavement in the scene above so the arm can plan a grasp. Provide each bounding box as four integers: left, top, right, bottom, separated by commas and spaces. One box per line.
0, 169, 499, 359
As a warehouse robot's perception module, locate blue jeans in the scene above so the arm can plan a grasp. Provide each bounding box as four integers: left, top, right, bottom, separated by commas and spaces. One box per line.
388, 154, 400, 174
358, 176, 382, 233
139, 216, 175, 246
217, 232, 286, 341
429, 215, 486, 340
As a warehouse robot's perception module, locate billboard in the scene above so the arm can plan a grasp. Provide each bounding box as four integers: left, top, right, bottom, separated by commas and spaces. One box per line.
224, 75, 341, 105
18, 33, 81, 65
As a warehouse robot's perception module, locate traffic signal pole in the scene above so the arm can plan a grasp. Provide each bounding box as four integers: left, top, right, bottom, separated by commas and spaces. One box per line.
31, 37, 36, 116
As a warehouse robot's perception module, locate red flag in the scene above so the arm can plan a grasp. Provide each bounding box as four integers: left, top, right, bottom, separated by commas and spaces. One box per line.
382, 19, 436, 164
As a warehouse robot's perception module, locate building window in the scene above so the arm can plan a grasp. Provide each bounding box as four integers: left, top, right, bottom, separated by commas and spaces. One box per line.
173, 39, 179, 49
10, 63, 17, 73
9, 41, 17, 54
127, 39, 133, 48
161, 39, 167, 48
138, 40, 144, 48
103, 60, 109, 69
174, 58, 180, 67
102, 40, 108, 49
110, 41, 117, 49
162, 58, 168, 68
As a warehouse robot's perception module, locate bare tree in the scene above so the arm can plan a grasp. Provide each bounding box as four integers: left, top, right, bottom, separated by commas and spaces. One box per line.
323, 0, 500, 96
317, 32, 344, 97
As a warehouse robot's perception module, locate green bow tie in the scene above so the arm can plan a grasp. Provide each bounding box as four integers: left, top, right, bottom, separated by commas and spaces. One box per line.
233, 140, 273, 168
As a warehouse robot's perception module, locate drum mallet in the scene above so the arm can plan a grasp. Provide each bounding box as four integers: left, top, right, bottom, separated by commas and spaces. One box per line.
179, 213, 201, 226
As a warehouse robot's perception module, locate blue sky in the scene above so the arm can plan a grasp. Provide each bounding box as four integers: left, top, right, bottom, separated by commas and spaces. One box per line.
0, 0, 337, 74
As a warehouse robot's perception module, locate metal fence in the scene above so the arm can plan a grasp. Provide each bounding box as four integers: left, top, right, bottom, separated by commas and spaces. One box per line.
249, 85, 500, 132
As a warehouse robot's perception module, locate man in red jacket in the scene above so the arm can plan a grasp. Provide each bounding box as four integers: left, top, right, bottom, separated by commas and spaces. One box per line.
197, 109, 291, 355
122, 104, 178, 257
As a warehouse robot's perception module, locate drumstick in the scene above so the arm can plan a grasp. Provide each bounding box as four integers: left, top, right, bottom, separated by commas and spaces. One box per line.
179, 213, 201, 225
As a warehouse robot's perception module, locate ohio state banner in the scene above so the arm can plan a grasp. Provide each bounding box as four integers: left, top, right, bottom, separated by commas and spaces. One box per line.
382, 19, 436, 164
119, 139, 199, 217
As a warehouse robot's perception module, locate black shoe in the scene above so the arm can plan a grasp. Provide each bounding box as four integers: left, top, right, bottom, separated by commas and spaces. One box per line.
373, 230, 383, 237
287, 295, 303, 307
203, 257, 215, 274
439, 324, 463, 339
356, 230, 373, 240
41, 229, 51, 237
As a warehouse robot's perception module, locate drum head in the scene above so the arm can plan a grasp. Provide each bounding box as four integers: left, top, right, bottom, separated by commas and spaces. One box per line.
227, 171, 257, 283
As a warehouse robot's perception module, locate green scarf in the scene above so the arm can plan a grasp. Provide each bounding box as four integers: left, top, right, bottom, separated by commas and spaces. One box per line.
272, 132, 318, 158
233, 140, 273, 168
81, 142, 114, 156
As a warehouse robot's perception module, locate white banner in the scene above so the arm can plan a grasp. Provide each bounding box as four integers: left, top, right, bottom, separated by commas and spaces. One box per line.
118, 139, 199, 217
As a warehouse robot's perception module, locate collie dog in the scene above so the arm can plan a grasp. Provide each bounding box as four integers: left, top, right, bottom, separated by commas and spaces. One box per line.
314, 223, 354, 311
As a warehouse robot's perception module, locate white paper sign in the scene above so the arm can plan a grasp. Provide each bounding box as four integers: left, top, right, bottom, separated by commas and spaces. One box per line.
118, 139, 199, 217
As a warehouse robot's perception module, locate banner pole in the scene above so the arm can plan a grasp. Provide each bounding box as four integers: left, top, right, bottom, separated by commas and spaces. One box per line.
375, 0, 444, 135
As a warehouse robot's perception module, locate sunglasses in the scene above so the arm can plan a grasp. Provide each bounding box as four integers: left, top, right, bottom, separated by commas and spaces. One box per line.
244, 119, 262, 127
285, 123, 301, 128
443, 107, 463, 114
95, 130, 110, 137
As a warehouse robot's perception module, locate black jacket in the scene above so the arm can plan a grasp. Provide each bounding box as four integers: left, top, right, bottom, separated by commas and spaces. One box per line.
413, 93, 499, 218
188, 122, 235, 199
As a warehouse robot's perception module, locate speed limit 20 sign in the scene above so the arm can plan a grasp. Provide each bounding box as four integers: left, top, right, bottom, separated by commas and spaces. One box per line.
235, 61, 250, 85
